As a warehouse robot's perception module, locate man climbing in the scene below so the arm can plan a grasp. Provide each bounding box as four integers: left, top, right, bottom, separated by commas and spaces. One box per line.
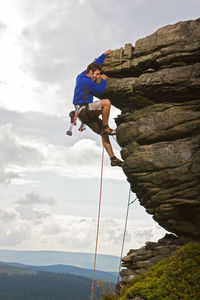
73, 50, 122, 167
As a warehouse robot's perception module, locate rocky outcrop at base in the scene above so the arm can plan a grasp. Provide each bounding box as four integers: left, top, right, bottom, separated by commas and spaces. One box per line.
114, 243, 200, 300
116, 234, 183, 294
98, 18, 200, 240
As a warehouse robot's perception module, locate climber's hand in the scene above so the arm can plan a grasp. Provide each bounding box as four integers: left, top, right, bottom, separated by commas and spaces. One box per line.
104, 49, 112, 56
101, 74, 108, 80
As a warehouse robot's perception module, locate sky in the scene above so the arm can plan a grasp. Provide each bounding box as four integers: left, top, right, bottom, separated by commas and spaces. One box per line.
0, 0, 199, 257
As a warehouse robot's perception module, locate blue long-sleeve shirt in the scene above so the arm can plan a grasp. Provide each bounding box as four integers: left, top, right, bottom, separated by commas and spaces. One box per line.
73, 53, 106, 105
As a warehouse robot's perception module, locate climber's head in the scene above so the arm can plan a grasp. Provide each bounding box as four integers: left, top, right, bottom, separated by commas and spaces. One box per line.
85, 63, 101, 81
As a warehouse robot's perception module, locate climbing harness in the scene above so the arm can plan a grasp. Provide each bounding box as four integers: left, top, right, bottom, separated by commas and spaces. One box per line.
90, 143, 104, 300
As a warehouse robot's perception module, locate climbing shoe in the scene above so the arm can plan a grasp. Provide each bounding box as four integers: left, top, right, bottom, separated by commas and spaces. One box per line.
111, 156, 123, 167
103, 125, 116, 135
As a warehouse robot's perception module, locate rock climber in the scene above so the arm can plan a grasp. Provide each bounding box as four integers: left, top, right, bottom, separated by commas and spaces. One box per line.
72, 50, 122, 167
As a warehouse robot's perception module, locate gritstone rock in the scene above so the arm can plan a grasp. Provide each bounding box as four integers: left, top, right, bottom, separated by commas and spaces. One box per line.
98, 18, 200, 240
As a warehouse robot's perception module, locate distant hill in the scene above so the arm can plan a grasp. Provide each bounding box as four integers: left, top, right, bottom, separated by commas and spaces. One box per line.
0, 264, 105, 300
7, 262, 118, 283
0, 249, 120, 272
0, 262, 35, 275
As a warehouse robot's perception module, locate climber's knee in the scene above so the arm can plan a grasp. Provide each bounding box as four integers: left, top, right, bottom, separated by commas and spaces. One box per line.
101, 99, 111, 107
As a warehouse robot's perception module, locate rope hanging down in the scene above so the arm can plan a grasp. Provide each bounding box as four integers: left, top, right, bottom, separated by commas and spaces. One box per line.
117, 187, 137, 283
111, 135, 138, 283
90, 135, 137, 299
90, 143, 104, 300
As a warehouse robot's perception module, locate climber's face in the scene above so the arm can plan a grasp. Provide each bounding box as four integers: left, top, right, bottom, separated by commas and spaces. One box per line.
87, 69, 101, 81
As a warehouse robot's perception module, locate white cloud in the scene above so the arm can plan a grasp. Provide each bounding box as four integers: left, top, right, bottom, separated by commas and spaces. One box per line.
0, 123, 43, 166
0, 22, 6, 35
0, 0, 199, 116
0, 195, 166, 254
29, 137, 124, 180
0, 123, 44, 184
3, 121, 123, 179
0, 115, 123, 187
0, 0, 198, 256
17, 191, 55, 206
0, 0, 199, 115
0, 169, 19, 185
0, 208, 30, 246
16, 206, 50, 221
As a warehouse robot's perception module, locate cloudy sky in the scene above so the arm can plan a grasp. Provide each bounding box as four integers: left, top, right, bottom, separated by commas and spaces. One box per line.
0, 0, 199, 257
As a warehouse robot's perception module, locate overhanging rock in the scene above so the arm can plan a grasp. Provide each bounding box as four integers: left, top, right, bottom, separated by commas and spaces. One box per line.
98, 18, 200, 240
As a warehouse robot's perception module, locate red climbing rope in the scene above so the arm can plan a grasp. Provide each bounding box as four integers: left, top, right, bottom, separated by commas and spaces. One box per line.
90, 143, 104, 300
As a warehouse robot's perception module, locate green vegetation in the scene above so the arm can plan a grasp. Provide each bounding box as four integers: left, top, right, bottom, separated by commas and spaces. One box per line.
97, 278, 119, 300
102, 243, 200, 300
0, 263, 35, 275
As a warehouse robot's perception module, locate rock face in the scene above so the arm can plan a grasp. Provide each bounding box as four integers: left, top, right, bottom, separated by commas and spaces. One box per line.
99, 19, 200, 240
116, 234, 183, 295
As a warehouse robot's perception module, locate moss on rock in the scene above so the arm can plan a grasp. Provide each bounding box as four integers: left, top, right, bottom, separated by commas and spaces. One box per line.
120, 243, 200, 300
102, 243, 200, 300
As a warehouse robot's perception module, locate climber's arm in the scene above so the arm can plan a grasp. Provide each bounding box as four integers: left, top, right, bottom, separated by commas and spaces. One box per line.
85, 78, 106, 94
94, 50, 112, 65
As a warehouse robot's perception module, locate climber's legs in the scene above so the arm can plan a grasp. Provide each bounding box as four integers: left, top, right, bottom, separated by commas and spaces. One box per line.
78, 107, 122, 166
100, 99, 111, 126
101, 134, 114, 158
87, 99, 116, 135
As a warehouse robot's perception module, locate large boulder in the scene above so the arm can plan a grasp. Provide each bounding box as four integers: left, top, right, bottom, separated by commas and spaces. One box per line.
99, 19, 200, 240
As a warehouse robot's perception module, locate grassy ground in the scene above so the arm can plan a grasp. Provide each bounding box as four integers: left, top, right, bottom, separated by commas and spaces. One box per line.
101, 243, 200, 300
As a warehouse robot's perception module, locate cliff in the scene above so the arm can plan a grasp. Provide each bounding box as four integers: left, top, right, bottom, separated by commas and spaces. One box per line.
98, 18, 200, 299
100, 18, 200, 241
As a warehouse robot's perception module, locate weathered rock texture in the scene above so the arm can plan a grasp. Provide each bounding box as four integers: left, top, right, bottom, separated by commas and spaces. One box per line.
99, 18, 200, 240
116, 234, 183, 295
